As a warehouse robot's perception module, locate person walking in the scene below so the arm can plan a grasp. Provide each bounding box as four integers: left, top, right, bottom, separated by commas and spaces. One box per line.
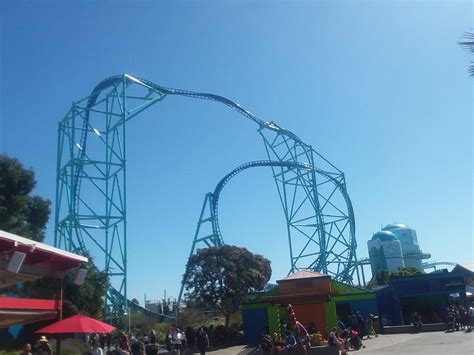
92, 342, 103, 355
20, 343, 32, 355
195, 326, 210, 355
144, 337, 159, 355
328, 327, 347, 355
284, 330, 297, 352
33, 336, 52, 355
119, 332, 131, 354
411, 312, 422, 333
468, 304, 474, 332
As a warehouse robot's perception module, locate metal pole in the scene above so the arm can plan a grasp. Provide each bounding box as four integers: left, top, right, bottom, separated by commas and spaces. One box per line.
360, 263, 367, 287
175, 300, 178, 325
56, 278, 64, 355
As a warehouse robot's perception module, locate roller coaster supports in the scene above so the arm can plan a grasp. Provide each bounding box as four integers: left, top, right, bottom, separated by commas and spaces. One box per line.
56, 74, 360, 317
259, 127, 359, 284
359, 263, 367, 287
178, 192, 223, 304
54, 75, 166, 316
178, 158, 359, 306
259, 129, 327, 274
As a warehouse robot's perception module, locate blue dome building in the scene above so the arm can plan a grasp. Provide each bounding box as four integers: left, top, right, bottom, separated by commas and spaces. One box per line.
381, 223, 424, 269
367, 230, 405, 274
372, 230, 399, 241
382, 223, 409, 230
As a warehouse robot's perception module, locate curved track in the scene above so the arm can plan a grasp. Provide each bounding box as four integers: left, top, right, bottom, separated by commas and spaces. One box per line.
210, 160, 354, 253
422, 261, 457, 270
178, 159, 356, 304
55, 74, 358, 315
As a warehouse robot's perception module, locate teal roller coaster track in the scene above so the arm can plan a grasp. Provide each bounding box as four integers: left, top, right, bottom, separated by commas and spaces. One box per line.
54, 74, 359, 316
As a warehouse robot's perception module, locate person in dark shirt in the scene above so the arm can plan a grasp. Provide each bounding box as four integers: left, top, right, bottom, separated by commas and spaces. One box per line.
34, 336, 52, 355
195, 326, 210, 355
284, 331, 296, 351
412, 312, 422, 333
131, 340, 144, 355
144, 337, 159, 355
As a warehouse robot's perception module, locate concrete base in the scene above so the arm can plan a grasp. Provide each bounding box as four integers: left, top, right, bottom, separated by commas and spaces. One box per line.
308, 345, 339, 354
383, 323, 446, 334
243, 346, 339, 355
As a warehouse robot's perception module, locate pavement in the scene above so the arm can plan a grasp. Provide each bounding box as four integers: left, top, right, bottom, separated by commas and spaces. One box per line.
360, 330, 473, 354
197, 330, 474, 354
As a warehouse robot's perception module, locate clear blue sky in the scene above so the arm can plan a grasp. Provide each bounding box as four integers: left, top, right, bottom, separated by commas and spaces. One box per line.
0, 0, 472, 303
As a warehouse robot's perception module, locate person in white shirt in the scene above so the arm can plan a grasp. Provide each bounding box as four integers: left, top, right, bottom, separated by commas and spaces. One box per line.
328, 327, 347, 355
468, 305, 474, 332
92, 343, 103, 355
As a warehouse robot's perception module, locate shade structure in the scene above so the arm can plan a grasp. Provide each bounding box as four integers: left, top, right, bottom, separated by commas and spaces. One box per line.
0, 297, 59, 328
0, 230, 88, 289
36, 314, 116, 334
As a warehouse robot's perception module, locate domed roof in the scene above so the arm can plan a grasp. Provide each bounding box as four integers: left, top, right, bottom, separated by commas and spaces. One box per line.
382, 223, 409, 230
372, 230, 398, 241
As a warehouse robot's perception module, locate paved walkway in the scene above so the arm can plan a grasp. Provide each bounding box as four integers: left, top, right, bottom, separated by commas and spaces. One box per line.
196, 330, 473, 354
361, 330, 473, 354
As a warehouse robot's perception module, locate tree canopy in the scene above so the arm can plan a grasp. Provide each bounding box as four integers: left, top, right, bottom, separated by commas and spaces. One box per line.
62, 261, 108, 318
0, 155, 51, 242
184, 245, 271, 326
459, 31, 474, 76
0, 155, 108, 345
390, 266, 425, 278
15, 259, 107, 319
372, 266, 425, 286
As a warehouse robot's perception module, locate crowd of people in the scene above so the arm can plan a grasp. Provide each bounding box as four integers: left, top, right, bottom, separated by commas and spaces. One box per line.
259, 330, 308, 354
84, 325, 211, 355
20, 323, 240, 355
86, 331, 160, 355
409, 303, 474, 333
326, 311, 373, 354
445, 304, 471, 332
259, 310, 377, 354
19, 302, 474, 354
163, 326, 210, 355
19, 336, 52, 355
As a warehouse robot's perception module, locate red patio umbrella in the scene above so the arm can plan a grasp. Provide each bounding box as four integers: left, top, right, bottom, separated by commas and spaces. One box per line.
36, 314, 116, 334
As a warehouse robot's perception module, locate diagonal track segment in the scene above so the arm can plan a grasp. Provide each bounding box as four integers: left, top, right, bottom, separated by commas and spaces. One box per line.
55, 74, 359, 317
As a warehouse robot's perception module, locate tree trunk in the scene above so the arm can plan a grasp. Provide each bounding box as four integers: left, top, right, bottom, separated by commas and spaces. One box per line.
224, 313, 231, 327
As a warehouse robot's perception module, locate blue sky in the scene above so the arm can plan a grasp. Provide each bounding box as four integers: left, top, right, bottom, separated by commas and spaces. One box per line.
0, 0, 472, 303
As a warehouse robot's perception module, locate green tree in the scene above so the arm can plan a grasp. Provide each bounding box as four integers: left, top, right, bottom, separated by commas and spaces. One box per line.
12, 261, 107, 348
370, 267, 424, 286
459, 31, 474, 76
15, 259, 107, 319
184, 245, 271, 327
0, 155, 107, 318
389, 266, 424, 278
0, 156, 108, 348
61, 261, 108, 319
0, 155, 50, 242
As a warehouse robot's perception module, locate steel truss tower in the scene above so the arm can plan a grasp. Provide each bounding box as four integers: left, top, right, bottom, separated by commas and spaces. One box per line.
178, 159, 358, 303
259, 126, 358, 281
55, 75, 166, 316
55, 74, 358, 315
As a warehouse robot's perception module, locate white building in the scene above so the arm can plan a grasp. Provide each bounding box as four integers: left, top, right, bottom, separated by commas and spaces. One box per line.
367, 230, 405, 274
381, 223, 424, 269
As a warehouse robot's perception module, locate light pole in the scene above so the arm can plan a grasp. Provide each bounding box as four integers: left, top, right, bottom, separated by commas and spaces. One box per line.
168, 297, 178, 323
124, 307, 131, 334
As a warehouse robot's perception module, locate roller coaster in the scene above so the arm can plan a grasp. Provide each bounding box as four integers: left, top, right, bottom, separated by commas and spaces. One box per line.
54, 74, 359, 316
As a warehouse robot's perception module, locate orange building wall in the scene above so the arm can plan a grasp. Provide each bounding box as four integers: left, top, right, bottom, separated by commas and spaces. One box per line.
292, 303, 328, 338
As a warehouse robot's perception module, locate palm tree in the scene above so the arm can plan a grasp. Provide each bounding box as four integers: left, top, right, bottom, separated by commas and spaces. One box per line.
459, 31, 474, 76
